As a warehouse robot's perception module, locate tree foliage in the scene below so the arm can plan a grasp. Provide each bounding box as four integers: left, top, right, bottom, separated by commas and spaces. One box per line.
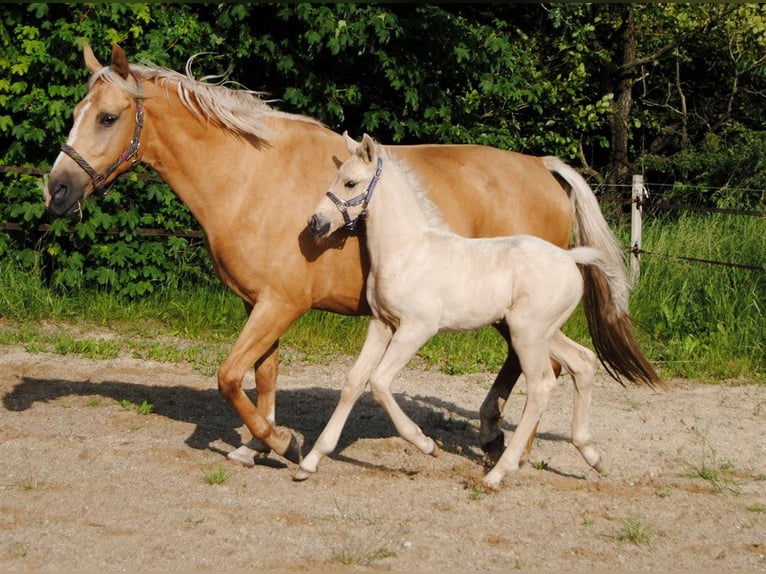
1, 3, 763, 296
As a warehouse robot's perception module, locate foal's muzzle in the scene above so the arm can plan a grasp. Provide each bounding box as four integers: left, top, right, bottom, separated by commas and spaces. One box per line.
308, 213, 331, 238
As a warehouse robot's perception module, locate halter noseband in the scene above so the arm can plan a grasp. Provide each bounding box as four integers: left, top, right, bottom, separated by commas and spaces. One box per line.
326, 156, 383, 231
61, 72, 144, 199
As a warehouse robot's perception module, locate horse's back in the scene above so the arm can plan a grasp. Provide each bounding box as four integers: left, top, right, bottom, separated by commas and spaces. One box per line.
392, 144, 572, 246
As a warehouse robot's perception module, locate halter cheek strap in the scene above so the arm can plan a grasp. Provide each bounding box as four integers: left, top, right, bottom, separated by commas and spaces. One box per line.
61, 72, 144, 199
326, 156, 383, 231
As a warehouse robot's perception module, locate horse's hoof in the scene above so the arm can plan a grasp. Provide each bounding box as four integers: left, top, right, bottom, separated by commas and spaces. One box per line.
281, 433, 302, 465
292, 466, 314, 482
227, 445, 257, 467
481, 433, 506, 466
246, 438, 273, 456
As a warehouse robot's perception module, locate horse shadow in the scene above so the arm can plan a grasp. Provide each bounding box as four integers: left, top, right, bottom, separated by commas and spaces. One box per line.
2, 373, 573, 473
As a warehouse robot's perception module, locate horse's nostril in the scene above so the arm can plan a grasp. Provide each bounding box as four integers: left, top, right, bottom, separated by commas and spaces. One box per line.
51, 182, 69, 204
308, 214, 330, 237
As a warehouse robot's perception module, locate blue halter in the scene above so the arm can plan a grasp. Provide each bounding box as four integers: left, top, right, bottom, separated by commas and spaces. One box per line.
325, 156, 383, 231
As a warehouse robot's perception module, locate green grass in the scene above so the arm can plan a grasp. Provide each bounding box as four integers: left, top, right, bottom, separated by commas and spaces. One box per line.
682, 442, 738, 494
202, 464, 232, 485
629, 213, 764, 381
616, 516, 654, 545
119, 399, 154, 415
0, 213, 762, 381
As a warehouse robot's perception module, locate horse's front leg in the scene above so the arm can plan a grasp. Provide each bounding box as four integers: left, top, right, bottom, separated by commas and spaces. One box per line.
218, 297, 303, 464
226, 340, 280, 466
294, 318, 393, 481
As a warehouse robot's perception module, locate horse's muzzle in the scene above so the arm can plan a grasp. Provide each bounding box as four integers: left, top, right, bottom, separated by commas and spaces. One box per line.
46, 179, 84, 218
308, 213, 331, 238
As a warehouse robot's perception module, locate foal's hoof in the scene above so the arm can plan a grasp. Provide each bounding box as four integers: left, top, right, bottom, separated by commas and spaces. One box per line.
429, 441, 441, 457
292, 466, 315, 482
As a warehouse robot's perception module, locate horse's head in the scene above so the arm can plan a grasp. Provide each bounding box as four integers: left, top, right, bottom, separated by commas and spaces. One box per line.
308, 132, 382, 239
45, 44, 144, 218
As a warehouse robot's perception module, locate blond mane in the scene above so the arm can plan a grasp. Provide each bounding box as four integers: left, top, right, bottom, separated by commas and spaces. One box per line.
379, 145, 451, 233
90, 58, 323, 142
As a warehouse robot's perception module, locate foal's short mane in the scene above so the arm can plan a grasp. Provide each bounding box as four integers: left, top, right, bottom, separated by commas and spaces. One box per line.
90, 59, 324, 142
378, 145, 451, 233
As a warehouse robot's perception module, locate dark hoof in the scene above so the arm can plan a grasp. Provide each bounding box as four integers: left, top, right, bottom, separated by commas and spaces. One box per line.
481, 434, 506, 467
281, 433, 302, 465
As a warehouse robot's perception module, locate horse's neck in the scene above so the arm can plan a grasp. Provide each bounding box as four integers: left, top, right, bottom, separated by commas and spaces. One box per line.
138, 99, 247, 227
137, 84, 324, 235
365, 163, 431, 261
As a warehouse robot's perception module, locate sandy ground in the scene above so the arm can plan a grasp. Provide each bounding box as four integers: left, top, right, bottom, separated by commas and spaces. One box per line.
0, 344, 764, 571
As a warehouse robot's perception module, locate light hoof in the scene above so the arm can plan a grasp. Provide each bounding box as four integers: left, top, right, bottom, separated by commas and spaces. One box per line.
592, 457, 606, 475
481, 473, 502, 490
292, 466, 315, 482
429, 441, 441, 457
227, 445, 257, 467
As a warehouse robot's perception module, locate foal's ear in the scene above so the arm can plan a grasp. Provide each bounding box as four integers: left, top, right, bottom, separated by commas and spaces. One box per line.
342, 131, 359, 156
110, 44, 130, 80
83, 43, 103, 74
360, 133, 375, 163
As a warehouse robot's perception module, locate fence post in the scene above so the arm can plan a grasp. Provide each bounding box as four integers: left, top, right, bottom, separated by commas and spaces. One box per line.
630, 174, 644, 283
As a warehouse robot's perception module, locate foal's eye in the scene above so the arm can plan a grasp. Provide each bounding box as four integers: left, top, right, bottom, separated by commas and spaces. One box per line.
99, 113, 118, 126
344, 180, 357, 189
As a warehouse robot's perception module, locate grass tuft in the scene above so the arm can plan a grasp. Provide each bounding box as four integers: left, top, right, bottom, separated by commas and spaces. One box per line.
203, 464, 232, 485
616, 516, 654, 545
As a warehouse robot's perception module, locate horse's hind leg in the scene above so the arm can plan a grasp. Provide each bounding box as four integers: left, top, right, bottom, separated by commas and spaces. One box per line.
550, 331, 603, 472
482, 337, 559, 489
479, 323, 561, 465
294, 318, 393, 480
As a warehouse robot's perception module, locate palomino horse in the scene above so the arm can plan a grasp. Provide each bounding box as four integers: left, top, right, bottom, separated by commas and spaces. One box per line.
45, 44, 657, 467
302, 134, 629, 487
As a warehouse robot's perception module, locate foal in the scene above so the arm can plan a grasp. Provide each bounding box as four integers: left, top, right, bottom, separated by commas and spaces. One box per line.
302, 133, 629, 488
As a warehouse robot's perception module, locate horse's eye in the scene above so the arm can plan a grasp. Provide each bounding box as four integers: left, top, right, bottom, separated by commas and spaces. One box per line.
344, 180, 357, 189
99, 113, 118, 126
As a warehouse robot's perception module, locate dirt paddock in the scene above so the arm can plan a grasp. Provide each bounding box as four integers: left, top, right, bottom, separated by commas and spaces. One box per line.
1, 345, 764, 571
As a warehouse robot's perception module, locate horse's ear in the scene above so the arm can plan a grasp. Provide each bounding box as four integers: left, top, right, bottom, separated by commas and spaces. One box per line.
360, 133, 375, 163
342, 131, 359, 156
111, 44, 130, 80
83, 43, 103, 74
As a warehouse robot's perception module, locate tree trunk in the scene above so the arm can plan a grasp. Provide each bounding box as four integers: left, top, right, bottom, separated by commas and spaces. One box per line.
607, 5, 636, 186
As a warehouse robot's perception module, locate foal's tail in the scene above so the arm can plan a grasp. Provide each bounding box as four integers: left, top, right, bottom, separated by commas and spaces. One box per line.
543, 156, 659, 386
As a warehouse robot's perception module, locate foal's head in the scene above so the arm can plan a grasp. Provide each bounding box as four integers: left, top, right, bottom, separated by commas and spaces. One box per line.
308, 132, 381, 239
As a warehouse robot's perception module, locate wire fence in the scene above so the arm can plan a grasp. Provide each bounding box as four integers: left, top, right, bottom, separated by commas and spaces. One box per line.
620, 175, 764, 280
2, 164, 764, 273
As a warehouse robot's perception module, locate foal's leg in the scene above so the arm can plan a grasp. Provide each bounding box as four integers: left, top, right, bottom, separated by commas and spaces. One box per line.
294, 318, 393, 480
549, 331, 603, 472
482, 336, 560, 489
479, 323, 562, 464
367, 325, 438, 455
